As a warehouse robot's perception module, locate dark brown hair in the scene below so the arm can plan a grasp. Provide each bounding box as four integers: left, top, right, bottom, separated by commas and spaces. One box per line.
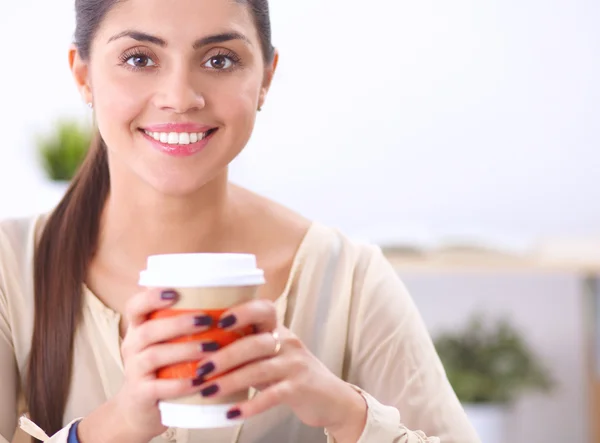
26, 0, 274, 438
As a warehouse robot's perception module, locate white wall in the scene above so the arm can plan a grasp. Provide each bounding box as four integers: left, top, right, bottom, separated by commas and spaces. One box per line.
0, 1, 597, 442
1, 0, 599, 239
245, 0, 600, 240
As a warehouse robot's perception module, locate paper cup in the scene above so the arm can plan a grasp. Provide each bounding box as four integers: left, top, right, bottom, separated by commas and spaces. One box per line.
139, 253, 265, 428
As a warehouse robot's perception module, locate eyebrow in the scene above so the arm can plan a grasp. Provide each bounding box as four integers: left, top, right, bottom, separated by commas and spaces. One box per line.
107, 30, 251, 49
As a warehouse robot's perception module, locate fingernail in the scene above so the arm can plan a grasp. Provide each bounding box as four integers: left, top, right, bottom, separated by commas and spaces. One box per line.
201, 342, 220, 352
160, 290, 179, 301
194, 315, 213, 327
192, 377, 204, 387
218, 315, 237, 329
197, 361, 215, 378
200, 384, 219, 397
227, 408, 242, 420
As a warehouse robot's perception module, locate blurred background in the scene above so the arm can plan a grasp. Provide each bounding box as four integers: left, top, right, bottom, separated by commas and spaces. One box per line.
1, 1, 599, 442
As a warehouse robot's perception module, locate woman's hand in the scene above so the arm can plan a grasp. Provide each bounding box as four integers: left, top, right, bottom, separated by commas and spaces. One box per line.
79, 288, 217, 443
193, 299, 368, 442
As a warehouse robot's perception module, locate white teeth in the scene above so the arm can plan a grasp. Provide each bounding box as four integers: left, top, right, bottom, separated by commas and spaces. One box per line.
144, 130, 210, 145
179, 133, 190, 145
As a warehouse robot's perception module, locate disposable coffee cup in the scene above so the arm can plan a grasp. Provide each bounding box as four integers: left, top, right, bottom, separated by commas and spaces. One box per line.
139, 253, 265, 429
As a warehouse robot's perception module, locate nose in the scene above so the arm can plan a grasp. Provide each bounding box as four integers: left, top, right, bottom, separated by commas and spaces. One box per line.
154, 65, 205, 114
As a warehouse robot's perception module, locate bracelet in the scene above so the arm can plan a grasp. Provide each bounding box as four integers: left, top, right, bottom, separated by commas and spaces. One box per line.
67, 420, 83, 443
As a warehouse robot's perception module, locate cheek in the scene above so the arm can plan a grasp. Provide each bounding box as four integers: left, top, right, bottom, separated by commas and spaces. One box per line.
211, 74, 260, 135
91, 65, 150, 138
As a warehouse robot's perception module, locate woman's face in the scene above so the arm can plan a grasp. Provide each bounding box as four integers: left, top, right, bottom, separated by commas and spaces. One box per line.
71, 0, 276, 196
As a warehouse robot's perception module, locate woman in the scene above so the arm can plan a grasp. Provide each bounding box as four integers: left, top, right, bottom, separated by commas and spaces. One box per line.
0, 0, 480, 442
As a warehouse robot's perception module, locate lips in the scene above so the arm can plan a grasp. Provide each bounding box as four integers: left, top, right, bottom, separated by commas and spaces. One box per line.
139, 127, 218, 157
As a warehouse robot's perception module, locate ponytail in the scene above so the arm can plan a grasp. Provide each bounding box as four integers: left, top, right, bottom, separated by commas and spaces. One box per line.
26, 133, 109, 438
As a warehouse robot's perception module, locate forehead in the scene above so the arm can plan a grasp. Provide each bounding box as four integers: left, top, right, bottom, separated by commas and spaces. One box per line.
95, 0, 256, 45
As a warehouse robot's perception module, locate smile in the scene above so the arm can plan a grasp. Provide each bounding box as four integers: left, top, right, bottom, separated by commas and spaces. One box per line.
139, 127, 219, 157
142, 129, 217, 145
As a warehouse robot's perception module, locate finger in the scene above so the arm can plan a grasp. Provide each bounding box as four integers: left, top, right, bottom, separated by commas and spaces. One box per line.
138, 377, 209, 403
125, 288, 179, 328
130, 340, 221, 378
124, 312, 213, 356
194, 332, 280, 381
217, 299, 277, 333
225, 381, 293, 421
196, 356, 285, 399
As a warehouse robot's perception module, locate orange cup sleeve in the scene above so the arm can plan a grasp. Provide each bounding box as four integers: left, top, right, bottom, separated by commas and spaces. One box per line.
149, 309, 255, 379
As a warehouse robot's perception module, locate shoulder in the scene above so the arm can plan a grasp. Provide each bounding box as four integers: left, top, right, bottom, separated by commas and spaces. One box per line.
293, 221, 403, 306
0, 214, 47, 264
0, 214, 47, 246
300, 222, 389, 278
0, 214, 48, 371
0, 213, 48, 294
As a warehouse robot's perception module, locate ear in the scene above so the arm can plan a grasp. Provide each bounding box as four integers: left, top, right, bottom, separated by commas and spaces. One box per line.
258, 49, 279, 110
69, 45, 93, 105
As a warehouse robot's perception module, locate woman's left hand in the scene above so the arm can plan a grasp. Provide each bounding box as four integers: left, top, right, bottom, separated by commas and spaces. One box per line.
194, 299, 367, 441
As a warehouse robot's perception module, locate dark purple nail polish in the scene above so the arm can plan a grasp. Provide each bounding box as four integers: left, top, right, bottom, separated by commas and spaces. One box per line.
192, 377, 204, 387
218, 315, 237, 329
197, 361, 215, 378
200, 384, 219, 397
201, 342, 220, 352
227, 408, 242, 420
194, 315, 213, 327
160, 290, 179, 301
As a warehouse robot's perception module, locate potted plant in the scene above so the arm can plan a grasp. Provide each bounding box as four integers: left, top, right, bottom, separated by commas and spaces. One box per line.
434, 314, 554, 443
37, 118, 92, 195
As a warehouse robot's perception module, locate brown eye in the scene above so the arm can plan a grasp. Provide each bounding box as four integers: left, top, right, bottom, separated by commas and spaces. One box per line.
126, 54, 156, 68
205, 55, 233, 70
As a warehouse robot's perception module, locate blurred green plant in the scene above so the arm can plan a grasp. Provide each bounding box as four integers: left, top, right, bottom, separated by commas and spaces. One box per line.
37, 119, 92, 181
434, 314, 555, 404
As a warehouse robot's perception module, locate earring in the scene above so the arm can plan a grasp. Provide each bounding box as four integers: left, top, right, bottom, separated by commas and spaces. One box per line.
257, 106, 262, 112
87, 102, 93, 109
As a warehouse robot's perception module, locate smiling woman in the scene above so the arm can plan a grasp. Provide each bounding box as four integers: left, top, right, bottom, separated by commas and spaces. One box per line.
0, 1, 479, 443
71, 0, 275, 196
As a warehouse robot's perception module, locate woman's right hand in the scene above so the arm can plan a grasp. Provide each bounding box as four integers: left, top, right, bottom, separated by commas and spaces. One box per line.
79, 288, 214, 443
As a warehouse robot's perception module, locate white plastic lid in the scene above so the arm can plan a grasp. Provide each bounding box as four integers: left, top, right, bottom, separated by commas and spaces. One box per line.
158, 401, 243, 429
138, 253, 265, 288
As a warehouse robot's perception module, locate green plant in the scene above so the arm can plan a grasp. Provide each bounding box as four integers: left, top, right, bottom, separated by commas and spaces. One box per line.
37, 119, 92, 181
434, 314, 554, 404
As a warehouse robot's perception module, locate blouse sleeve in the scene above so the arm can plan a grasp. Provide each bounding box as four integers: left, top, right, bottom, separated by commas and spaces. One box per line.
14, 416, 81, 443
0, 222, 77, 443
339, 245, 481, 443
0, 242, 19, 443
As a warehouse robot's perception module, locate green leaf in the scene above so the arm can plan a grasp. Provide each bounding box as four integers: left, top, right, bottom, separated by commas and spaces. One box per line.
433, 313, 555, 404
36, 119, 92, 181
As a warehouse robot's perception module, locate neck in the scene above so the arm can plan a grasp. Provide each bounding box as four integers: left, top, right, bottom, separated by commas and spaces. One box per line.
95, 171, 233, 280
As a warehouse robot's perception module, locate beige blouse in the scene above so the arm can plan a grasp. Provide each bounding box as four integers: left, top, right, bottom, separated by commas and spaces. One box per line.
0, 215, 480, 443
